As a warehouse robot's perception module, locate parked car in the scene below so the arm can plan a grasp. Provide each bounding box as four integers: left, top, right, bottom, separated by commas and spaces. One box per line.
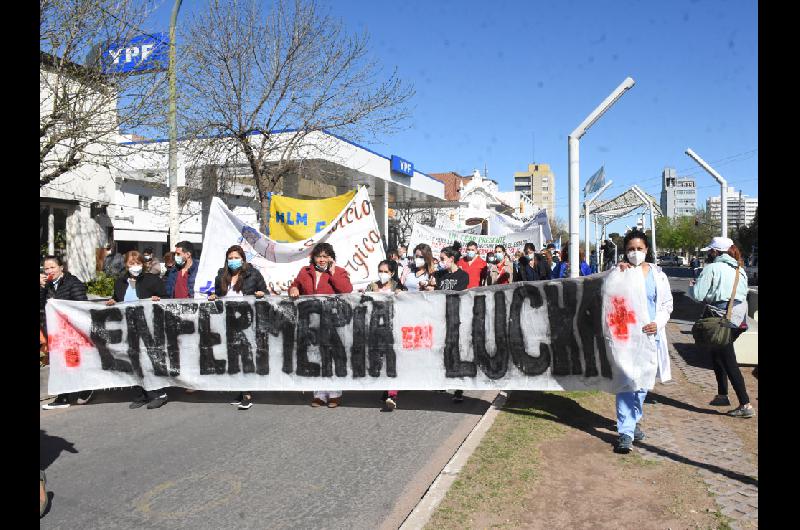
658, 254, 686, 266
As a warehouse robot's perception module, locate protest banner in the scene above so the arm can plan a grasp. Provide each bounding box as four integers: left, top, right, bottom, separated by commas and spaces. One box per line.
408, 224, 543, 257
46, 269, 657, 395
195, 187, 384, 297
269, 190, 356, 242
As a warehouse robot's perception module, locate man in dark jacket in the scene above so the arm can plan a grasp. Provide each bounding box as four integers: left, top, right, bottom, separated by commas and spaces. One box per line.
165, 241, 199, 298
102, 242, 126, 278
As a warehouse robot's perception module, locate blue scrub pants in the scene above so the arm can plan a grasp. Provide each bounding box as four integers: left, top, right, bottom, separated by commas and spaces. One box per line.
616, 389, 647, 437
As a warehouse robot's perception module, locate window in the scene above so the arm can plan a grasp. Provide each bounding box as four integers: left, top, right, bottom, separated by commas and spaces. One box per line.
541, 186, 549, 191
138, 195, 150, 210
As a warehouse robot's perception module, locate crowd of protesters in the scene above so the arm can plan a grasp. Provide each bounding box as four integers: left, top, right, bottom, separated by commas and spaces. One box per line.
40, 231, 753, 454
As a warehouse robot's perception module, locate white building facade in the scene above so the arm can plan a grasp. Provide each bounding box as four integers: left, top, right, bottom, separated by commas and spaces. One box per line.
659, 167, 697, 218
706, 186, 758, 231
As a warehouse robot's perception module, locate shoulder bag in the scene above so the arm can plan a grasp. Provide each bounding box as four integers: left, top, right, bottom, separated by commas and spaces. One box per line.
691, 266, 744, 347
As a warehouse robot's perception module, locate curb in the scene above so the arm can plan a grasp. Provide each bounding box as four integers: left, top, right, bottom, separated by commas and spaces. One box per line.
399, 390, 508, 530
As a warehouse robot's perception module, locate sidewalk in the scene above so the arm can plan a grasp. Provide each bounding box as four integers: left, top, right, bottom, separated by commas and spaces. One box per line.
426, 320, 758, 529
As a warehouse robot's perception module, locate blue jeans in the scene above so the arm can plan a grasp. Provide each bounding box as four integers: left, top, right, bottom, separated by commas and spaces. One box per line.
616, 389, 647, 437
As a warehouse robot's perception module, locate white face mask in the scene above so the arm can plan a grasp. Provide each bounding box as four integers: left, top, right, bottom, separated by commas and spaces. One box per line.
129, 265, 143, 276
378, 272, 392, 284
414, 257, 425, 268
627, 250, 647, 266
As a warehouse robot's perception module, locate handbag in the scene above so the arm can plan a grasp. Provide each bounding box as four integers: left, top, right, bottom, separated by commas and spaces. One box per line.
691, 266, 743, 346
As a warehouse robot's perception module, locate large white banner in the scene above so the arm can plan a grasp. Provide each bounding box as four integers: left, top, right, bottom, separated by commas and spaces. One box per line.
45, 269, 657, 395
195, 187, 385, 296
408, 223, 543, 258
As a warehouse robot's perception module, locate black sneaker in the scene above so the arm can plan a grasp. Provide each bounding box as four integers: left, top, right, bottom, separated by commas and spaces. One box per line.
709, 395, 731, 407
129, 396, 148, 409
238, 395, 253, 410
76, 390, 95, 405
634, 424, 645, 442
614, 433, 633, 454
42, 395, 70, 410
452, 390, 464, 403
146, 394, 168, 409
231, 392, 244, 405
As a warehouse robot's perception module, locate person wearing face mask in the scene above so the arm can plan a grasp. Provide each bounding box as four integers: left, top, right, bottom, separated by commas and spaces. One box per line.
433, 246, 470, 403
289, 242, 353, 407
40, 255, 91, 410
141, 246, 162, 275
401, 244, 437, 292
520, 243, 550, 281
456, 241, 488, 288
165, 241, 199, 299
366, 260, 405, 410
106, 250, 167, 409
487, 245, 513, 285
613, 229, 673, 453
689, 237, 753, 418
207, 245, 267, 410
366, 260, 404, 294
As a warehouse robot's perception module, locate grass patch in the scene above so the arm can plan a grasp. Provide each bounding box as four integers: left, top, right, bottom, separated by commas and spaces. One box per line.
425, 390, 603, 530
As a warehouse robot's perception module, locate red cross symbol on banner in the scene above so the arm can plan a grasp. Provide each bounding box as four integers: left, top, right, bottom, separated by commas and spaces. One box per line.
47, 311, 94, 367
606, 296, 637, 341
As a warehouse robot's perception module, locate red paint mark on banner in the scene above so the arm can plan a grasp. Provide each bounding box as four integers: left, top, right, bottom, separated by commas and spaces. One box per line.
47, 311, 94, 368
606, 296, 637, 341
401, 325, 433, 349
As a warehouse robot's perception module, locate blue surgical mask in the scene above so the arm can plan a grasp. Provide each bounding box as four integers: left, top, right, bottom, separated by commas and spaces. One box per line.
466, 251, 476, 259
438, 261, 448, 271
175, 255, 185, 266
227, 258, 243, 270
495, 252, 504, 261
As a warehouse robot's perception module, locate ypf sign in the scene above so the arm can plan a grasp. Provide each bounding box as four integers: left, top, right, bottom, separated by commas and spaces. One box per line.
102, 33, 169, 74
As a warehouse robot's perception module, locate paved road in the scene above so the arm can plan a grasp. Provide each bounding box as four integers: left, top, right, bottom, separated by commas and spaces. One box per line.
41, 389, 494, 529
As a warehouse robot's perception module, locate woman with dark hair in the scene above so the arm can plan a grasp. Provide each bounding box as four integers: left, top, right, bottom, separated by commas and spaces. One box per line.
432, 246, 470, 402
488, 245, 513, 285
612, 229, 673, 453
401, 243, 436, 292
289, 242, 353, 407
106, 250, 168, 409
208, 245, 267, 410
366, 260, 404, 410
41, 255, 91, 409
520, 242, 550, 281
689, 237, 753, 418
366, 260, 405, 294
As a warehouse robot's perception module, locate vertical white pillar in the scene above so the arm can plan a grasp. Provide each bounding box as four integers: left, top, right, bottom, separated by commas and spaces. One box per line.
48, 207, 55, 255
568, 137, 580, 278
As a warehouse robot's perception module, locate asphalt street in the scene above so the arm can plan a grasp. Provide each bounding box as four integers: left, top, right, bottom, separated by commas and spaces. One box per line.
40, 388, 494, 530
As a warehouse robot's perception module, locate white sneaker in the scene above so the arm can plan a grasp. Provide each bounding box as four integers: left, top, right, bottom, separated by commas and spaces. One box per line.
42, 395, 70, 409
385, 397, 396, 411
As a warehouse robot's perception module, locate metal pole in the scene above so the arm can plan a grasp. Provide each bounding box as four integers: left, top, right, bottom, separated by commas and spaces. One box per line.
631, 185, 657, 259
685, 148, 727, 238
583, 200, 590, 266
568, 77, 634, 277
168, 0, 183, 250
568, 136, 580, 278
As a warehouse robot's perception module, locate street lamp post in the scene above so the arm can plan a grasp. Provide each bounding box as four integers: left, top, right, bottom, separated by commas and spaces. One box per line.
168, 0, 183, 250
685, 148, 727, 238
568, 77, 635, 277
583, 180, 612, 267
631, 185, 657, 257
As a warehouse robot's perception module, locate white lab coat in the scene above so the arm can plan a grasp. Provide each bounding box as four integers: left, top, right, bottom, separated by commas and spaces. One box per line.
650, 266, 673, 383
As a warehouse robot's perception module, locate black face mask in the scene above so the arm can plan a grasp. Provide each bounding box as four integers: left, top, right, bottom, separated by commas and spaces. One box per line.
705, 251, 717, 264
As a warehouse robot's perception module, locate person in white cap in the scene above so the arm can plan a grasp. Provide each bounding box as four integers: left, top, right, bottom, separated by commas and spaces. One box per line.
689, 237, 754, 418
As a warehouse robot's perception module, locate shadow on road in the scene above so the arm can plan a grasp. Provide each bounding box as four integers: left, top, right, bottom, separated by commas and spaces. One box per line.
501, 391, 757, 487
79, 388, 492, 415
40, 430, 78, 470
